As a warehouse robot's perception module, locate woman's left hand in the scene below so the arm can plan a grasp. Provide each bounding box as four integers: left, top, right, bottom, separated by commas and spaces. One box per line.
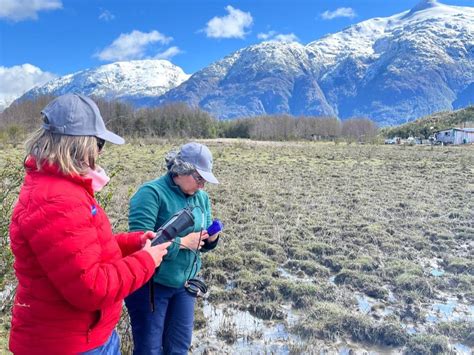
139, 231, 156, 247
207, 232, 220, 243
180, 231, 209, 250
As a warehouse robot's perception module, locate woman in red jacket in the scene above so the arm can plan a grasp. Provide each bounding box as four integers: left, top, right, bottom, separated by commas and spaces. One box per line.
8, 94, 170, 354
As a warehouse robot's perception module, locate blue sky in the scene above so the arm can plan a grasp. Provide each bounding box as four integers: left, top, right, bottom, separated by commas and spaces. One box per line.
0, 0, 473, 106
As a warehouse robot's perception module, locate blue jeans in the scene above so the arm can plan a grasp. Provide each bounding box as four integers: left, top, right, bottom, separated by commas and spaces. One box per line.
125, 283, 196, 355
82, 330, 120, 355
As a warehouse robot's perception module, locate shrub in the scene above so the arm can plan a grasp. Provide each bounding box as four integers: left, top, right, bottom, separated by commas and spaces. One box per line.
294, 302, 407, 346
405, 334, 449, 354
444, 257, 474, 275
395, 273, 433, 297
0, 155, 23, 286
334, 270, 388, 299
436, 320, 474, 345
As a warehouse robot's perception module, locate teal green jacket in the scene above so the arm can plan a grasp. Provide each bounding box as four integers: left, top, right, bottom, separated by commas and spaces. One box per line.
129, 173, 217, 288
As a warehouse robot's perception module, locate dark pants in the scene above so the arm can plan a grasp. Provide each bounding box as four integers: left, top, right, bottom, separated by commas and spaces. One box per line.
125, 283, 196, 355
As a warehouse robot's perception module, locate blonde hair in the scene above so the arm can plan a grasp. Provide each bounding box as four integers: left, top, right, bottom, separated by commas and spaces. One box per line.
25, 128, 99, 175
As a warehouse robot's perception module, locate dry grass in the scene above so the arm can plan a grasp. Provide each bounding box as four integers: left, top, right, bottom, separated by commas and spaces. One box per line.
1, 139, 473, 353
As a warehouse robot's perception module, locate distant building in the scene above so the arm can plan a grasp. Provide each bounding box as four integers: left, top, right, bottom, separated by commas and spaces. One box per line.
435, 128, 474, 145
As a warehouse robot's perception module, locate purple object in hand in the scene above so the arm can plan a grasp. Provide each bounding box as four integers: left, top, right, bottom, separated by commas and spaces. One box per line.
207, 219, 223, 235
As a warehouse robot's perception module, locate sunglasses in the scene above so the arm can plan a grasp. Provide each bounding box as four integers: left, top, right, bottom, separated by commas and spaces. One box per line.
97, 138, 106, 151
191, 171, 206, 185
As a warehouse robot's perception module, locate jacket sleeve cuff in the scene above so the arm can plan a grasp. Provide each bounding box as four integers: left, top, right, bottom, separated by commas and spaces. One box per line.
202, 236, 219, 252
132, 249, 157, 281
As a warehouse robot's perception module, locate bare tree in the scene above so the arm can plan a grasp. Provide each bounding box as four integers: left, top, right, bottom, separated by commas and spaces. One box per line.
0, 95, 55, 131
341, 117, 378, 143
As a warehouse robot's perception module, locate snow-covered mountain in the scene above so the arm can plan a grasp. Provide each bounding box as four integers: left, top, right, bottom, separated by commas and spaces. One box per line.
157, 42, 335, 119
14, 0, 474, 126
18, 60, 190, 107
158, 0, 474, 125
0, 97, 14, 112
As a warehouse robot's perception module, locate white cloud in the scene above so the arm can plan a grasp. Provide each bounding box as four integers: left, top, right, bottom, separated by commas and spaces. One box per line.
204, 5, 253, 39
0, 0, 62, 21
273, 33, 299, 43
154, 46, 182, 60
257, 31, 277, 40
321, 7, 356, 20
257, 31, 299, 43
0, 64, 56, 109
98, 9, 115, 22
96, 30, 173, 61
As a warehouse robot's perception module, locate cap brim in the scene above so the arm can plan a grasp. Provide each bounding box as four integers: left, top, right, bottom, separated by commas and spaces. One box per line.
196, 168, 219, 184
97, 130, 125, 145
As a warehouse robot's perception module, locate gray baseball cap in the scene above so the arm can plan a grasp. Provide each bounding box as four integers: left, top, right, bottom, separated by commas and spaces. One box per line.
41, 94, 125, 144
180, 142, 219, 184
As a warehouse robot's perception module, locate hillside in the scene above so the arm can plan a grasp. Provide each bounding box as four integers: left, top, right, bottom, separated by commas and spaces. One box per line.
381, 105, 474, 138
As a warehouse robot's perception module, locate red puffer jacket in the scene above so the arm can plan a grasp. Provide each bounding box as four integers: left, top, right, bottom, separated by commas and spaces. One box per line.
9, 158, 156, 354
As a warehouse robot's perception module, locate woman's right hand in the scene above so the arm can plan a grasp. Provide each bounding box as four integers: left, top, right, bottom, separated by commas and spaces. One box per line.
142, 240, 171, 268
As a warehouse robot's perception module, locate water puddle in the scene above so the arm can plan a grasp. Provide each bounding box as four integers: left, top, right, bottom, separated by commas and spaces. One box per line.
430, 268, 445, 277
401, 323, 419, 335
356, 293, 374, 314
192, 302, 303, 353
334, 340, 402, 355
280, 303, 299, 327
386, 287, 397, 303
191, 292, 473, 354
355, 292, 394, 317
425, 298, 473, 323
225, 280, 236, 291
277, 267, 313, 283
452, 343, 473, 355
422, 257, 446, 277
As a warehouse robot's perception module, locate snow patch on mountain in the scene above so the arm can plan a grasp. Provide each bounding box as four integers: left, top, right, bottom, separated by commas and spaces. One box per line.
19, 60, 190, 106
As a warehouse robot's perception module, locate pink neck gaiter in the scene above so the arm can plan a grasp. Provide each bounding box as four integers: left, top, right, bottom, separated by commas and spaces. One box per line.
85, 166, 110, 192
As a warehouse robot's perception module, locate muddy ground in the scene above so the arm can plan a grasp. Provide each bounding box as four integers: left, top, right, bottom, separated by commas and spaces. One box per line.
1, 139, 473, 354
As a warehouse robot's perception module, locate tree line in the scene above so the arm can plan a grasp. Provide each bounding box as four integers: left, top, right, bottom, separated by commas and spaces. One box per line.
0, 96, 379, 143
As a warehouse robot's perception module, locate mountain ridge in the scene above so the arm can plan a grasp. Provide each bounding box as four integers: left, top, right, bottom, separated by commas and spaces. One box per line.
156, 0, 474, 125
18, 59, 190, 107
13, 0, 474, 126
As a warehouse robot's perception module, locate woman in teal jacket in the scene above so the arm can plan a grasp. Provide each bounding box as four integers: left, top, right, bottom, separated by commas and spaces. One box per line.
125, 142, 220, 354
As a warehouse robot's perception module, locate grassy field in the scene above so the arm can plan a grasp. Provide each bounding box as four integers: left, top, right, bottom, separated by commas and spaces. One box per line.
1, 139, 473, 354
